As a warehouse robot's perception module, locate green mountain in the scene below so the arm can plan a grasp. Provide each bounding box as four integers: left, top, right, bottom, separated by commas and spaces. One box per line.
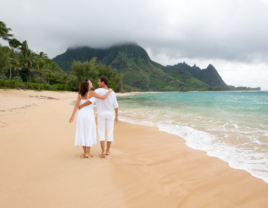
52, 44, 210, 91
173, 62, 227, 87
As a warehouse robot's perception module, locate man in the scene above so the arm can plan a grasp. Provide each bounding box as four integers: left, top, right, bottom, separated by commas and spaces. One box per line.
79, 76, 119, 158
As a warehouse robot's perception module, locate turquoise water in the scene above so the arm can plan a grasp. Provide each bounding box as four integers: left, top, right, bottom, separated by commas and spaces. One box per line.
118, 91, 268, 183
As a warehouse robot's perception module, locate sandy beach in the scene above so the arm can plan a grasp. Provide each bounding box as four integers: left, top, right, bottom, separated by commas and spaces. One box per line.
0, 89, 268, 208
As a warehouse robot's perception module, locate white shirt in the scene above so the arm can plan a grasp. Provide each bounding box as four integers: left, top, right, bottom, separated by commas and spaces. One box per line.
89, 88, 119, 116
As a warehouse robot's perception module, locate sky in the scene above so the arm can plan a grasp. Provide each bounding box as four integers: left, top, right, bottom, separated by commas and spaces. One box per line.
1, 0, 268, 90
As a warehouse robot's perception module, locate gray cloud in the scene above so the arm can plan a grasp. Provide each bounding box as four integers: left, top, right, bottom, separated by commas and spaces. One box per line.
1, 0, 268, 89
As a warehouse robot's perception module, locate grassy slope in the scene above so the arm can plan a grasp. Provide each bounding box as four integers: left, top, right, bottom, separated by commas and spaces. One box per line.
110, 53, 184, 91
151, 61, 209, 90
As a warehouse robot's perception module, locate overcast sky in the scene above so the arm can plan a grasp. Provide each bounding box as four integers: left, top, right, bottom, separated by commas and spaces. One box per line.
1, 0, 268, 89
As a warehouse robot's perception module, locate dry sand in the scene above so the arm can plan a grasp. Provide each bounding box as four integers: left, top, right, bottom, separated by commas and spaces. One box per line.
0, 89, 267, 208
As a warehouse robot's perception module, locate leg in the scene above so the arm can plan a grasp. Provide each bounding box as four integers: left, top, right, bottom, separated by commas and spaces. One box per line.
82, 146, 86, 154
106, 142, 112, 155
106, 115, 115, 155
86, 147, 91, 157
81, 146, 88, 158
100, 141, 105, 158
98, 116, 106, 158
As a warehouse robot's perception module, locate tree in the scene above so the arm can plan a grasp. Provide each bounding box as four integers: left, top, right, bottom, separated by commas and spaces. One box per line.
9, 53, 20, 77
0, 44, 10, 74
96, 63, 122, 91
8, 38, 21, 79
19, 41, 36, 82
71, 57, 123, 91
45, 60, 62, 86
37, 51, 48, 61
0, 21, 14, 41
68, 71, 78, 91
59, 72, 71, 90
71, 57, 99, 86
31, 60, 47, 90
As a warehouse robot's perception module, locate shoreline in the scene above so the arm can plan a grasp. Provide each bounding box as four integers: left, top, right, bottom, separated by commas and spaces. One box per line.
119, 115, 268, 184
117, 91, 268, 184
1, 89, 268, 207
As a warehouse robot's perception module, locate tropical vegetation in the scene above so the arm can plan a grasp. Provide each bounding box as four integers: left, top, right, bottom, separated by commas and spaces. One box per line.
0, 21, 123, 92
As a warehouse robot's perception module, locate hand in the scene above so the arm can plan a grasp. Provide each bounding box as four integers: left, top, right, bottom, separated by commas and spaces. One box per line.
79, 105, 81, 110
109, 88, 113, 92
69, 117, 73, 123
115, 116, 118, 123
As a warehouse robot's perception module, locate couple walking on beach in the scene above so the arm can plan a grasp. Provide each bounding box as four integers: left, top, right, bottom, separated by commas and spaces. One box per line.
69, 76, 119, 158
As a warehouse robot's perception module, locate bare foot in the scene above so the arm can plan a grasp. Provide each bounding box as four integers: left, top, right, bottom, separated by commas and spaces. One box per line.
99, 153, 106, 158
80, 153, 86, 158
83, 154, 89, 158
105, 151, 110, 156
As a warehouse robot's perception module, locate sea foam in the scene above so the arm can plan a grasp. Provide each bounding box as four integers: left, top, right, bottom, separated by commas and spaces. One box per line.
119, 113, 268, 184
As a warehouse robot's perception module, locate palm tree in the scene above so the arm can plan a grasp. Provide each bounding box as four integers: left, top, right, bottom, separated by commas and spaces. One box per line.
9, 53, 20, 77
31, 60, 47, 90
45, 61, 62, 86
37, 51, 48, 61
8, 38, 21, 79
0, 44, 10, 74
19, 41, 36, 82
0, 21, 14, 41
60, 72, 71, 90
68, 70, 77, 90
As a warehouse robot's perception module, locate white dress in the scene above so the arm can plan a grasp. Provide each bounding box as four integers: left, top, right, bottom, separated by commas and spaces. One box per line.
75, 92, 96, 147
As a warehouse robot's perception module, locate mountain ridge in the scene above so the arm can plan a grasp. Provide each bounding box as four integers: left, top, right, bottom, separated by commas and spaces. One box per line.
172, 62, 227, 87
53, 44, 224, 91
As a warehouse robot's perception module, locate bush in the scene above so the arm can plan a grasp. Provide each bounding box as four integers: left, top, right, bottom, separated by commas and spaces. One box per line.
50, 84, 70, 91
3, 80, 10, 87
0, 75, 8, 81
45, 85, 51, 90
12, 76, 23, 82
9, 80, 16, 88
27, 83, 39, 89
33, 83, 39, 89
50, 84, 58, 90
14, 82, 25, 88
0, 80, 75, 91
0, 80, 26, 88
26, 83, 33, 89
40, 84, 45, 90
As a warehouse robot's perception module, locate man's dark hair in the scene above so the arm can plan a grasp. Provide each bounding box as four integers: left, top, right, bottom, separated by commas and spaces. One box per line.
99, 76, 108, 86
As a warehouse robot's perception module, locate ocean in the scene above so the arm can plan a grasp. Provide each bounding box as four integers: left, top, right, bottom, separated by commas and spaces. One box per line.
117, 91, 268, 183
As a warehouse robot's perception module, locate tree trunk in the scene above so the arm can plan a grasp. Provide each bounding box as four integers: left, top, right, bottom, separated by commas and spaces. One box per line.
9, 65, 12, 80
39, 74, 41, 91
27, 67, 29, 83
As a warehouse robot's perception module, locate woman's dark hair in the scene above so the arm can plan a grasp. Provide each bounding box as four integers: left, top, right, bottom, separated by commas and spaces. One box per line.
79, 79, 89, 96
99, 76, 108, 86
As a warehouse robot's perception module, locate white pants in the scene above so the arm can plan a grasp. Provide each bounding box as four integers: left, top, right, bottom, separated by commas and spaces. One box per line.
97, 114, 115, 142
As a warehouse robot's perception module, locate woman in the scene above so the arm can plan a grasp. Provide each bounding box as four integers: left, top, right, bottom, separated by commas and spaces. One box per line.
69, 79, 113, 158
